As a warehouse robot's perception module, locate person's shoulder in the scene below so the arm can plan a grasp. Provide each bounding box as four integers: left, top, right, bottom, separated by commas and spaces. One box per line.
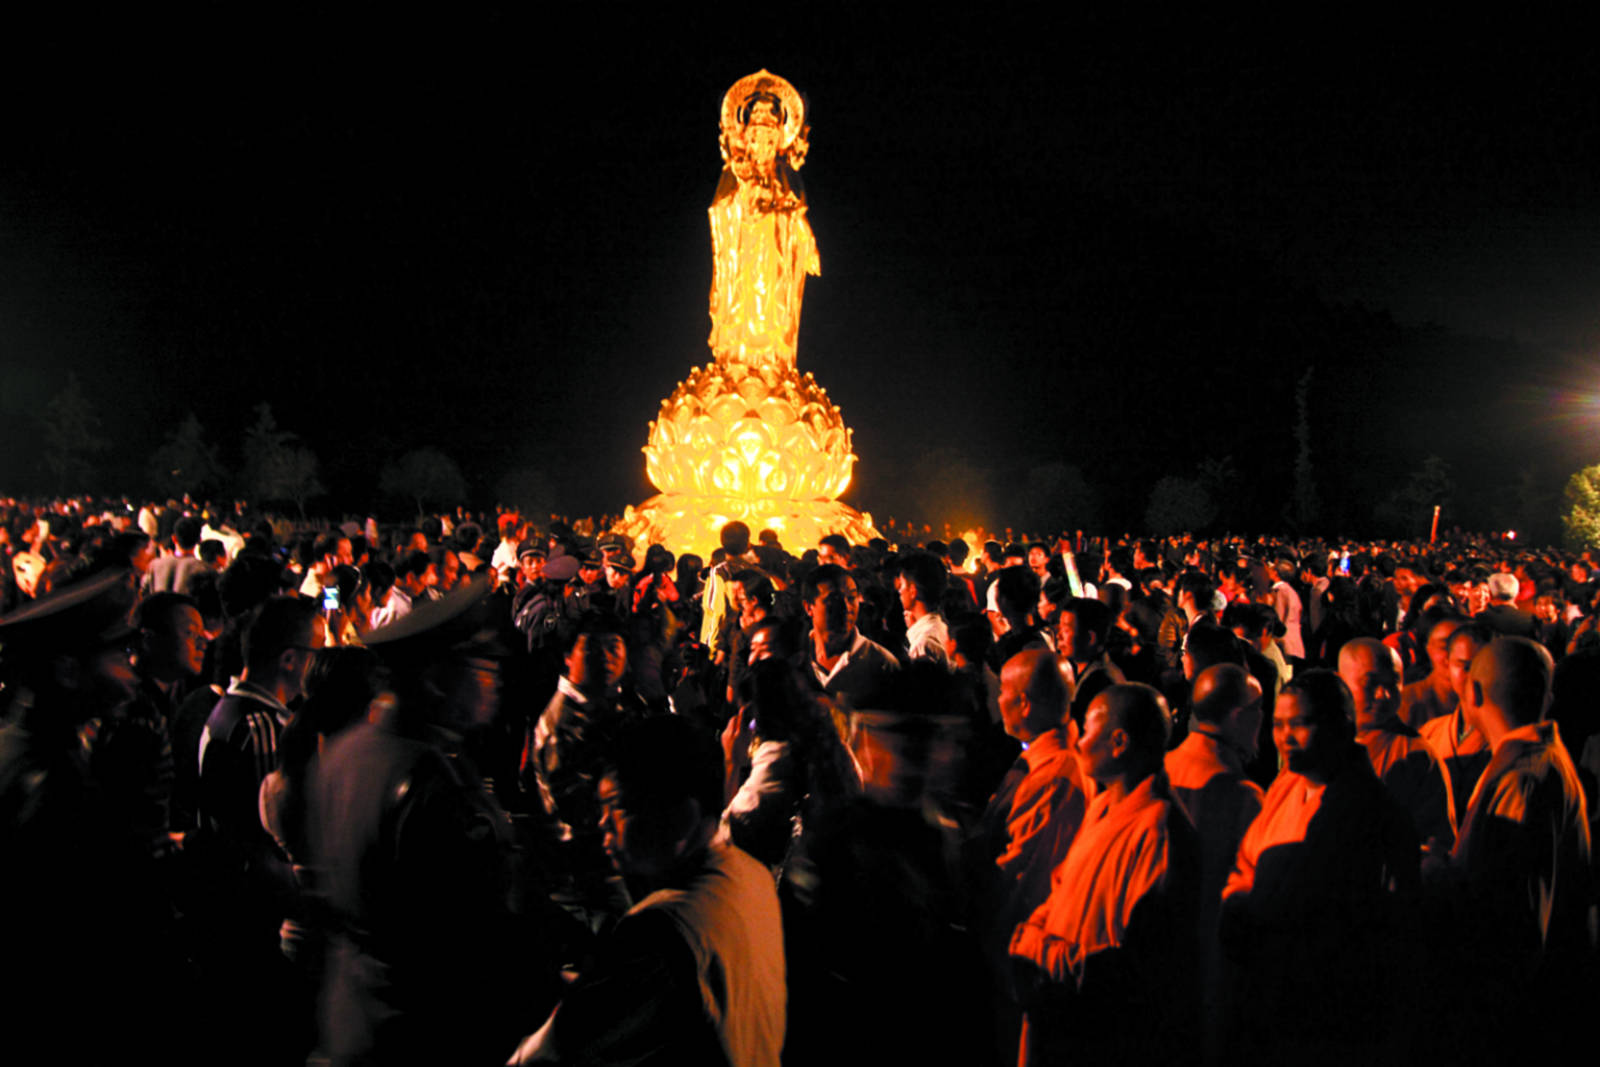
204, 689, 257, 733
859, 634, 901, 669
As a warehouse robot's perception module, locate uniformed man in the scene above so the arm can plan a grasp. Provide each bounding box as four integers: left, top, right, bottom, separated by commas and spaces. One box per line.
311, 575, 561, 1066
0, 570, 179, 1061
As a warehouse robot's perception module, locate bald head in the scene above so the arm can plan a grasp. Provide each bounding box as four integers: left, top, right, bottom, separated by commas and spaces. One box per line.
1095, 683, 1171, 764
1191, 663, 1258, 726
1191, 663, 1264, 760
1338, 637, 1402, 730
1469, 636, 1553, 729
999, 648, 1072, 740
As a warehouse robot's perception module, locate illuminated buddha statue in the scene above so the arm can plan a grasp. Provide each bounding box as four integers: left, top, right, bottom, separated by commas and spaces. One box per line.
613, 70, 878, 561
708, 79, 819, 371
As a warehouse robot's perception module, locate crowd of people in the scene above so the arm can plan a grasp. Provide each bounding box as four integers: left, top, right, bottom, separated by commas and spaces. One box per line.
1, 492, 1596, 1066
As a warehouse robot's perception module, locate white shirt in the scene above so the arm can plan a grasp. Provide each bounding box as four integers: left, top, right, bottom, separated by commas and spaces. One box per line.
811, 630, 871, 689
905, 611, 951, 668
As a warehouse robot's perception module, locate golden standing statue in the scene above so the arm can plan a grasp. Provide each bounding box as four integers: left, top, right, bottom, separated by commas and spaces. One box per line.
614, 71, 879, 560
707, 72, 820, 370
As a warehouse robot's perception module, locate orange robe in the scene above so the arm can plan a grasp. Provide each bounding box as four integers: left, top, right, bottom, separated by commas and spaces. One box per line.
1164, 730, 1264, 1019
1010, 771, 1198, 1064
1220, 749, 1419, 1054
1451, 721, 1595, 988
1398, 676, 1453, 728
1358, 719, 1455, 847
992, 728, 1088, 920
1419, 707, 1490, 827
1167, 730, 1265, 909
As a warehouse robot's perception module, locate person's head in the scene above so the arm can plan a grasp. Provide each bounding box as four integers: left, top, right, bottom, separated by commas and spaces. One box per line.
517, 542, 547, 584
817, 533, 850, 568
894, 550, 947, 615
1175, 571, 1216, 617
736, 569, 776, 622
1078, 683, 1170, 787
1394, 561, 1429, 597
132, 591, 206, 682
1274, 669, 1354, 782
994, 565, 1040, 624
1465, 576, 1491, 616
311, 533, 341, 573
198, 539, 228, 569
1027, 543, 1050, 573
330, 564, 369, 617
947, 538, 970, 569
746, 617, 787, 666
564, 624, 627, 693
675, 552, 704, 594
604, 560, 633, 589
598, 716, 724, 892
173, 516, 202, 553
1465, 636, 1554, 738
1423, 615, 1466, 678
396, 550, 434, 596
364, 560, 396, 609
1056, 597, 1112, 662
1223, 601, 1281, 653
643, 543, 676, 577
1533, 590, 1565, 623
717, 520, 752, 558
302, 645, 386, 738
1446, 620, 1495, 709
1486, 572, 1519, 604
241, 596, 324, 700
945, 612, 991, 670
1189, 662, 1263, 760
998, 648, 1071, 742
1337, 637, 1402, 730
0, 570, 140, 721
1182, 623, 1243, 681
431, 547, 462, 591
803, 564, 859, 645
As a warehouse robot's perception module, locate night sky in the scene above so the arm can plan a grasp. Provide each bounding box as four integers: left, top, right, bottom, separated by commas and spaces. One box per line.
4, 16, 1597, 540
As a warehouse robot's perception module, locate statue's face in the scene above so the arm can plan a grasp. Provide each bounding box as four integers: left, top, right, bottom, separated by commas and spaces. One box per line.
742, 98, 781, 169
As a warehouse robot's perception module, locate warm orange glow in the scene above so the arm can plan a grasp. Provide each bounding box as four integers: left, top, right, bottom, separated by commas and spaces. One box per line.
614, 71, 879, 561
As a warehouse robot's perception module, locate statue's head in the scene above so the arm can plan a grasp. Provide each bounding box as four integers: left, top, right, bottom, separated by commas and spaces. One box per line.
720, 70, 809, 175
741, 91, 784, 129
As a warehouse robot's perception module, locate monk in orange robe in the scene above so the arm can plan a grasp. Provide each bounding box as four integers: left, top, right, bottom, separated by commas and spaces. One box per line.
1010, 684, 1198, 1066
1398, 615, 1464, 726
1221, 670, 1418, 1061
1165, 663, 1264, 1057
1419, 622, 1493, 817
1446, 637, 1596, 1054
1341, 637, 1455, 852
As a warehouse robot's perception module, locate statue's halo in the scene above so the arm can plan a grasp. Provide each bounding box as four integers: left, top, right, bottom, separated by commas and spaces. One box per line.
720, 69, 806, 152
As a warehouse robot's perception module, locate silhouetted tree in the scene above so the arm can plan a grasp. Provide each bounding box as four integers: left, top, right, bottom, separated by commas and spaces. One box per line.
242, 403, 323, 519
149, 412, 227, 498
1145, 475, 1215, 535
42, 373, 108, 492
380, 447, 468, 517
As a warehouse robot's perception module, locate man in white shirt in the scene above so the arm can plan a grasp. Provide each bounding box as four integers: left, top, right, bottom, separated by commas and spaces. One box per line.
895, 550, 950, 668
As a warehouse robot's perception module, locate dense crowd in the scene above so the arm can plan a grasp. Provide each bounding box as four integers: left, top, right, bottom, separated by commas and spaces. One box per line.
1, 493, 1596, 1066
